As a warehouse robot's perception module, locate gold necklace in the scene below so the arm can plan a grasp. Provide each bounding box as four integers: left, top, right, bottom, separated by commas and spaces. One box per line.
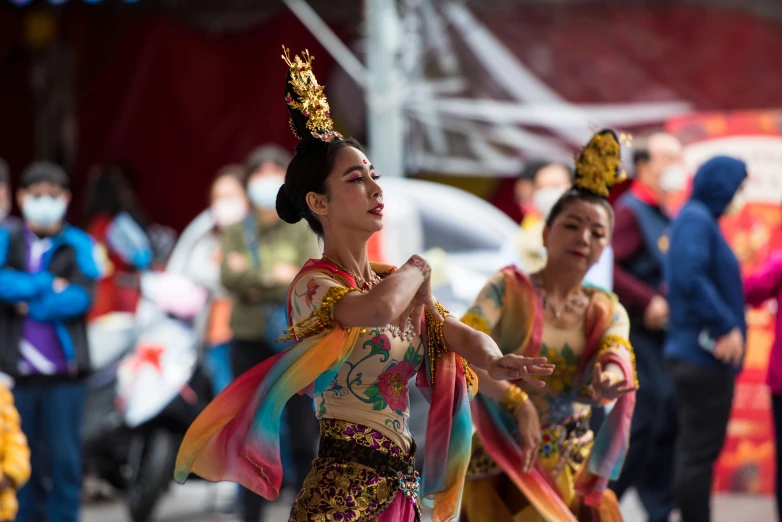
322, 254, 379, 291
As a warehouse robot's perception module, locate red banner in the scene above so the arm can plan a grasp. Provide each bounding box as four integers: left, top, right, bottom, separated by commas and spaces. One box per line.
667, 110, 782, 494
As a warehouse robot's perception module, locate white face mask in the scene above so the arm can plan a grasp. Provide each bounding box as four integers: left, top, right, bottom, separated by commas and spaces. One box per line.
23, 195, 67, 227
660, 164, 687, 193
211, 197, 248, 228
533, 187, 567, 219
248, 176, 284, 210
724, 190, 746, 216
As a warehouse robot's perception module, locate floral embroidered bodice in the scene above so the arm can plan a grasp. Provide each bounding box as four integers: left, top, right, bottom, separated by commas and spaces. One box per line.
290, 272, 424, 452
463, 270, 630, 427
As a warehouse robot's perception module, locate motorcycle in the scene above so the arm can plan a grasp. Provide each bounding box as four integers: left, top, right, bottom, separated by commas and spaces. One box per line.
82, 211, 214, 521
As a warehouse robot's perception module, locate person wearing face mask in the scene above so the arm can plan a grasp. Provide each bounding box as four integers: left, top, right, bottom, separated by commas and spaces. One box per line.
219, 144, 321, 522
183, 165, 249, 397
0, 162, 104, 522
500, 161, 614, 289
607, 132, 684, 521
664, 156, 747, 522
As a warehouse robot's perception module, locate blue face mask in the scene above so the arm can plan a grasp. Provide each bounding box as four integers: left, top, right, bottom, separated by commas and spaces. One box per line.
23, 195, 67, 228
247, 176, 284, 210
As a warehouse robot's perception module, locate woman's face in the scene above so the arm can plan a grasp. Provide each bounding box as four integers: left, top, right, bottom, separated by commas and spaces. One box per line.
542, 199, 610, 272
210, 175, 248, 228
308, 146, 383, 238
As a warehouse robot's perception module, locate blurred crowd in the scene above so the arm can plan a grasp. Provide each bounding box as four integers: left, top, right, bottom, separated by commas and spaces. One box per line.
0, 129, 775, 522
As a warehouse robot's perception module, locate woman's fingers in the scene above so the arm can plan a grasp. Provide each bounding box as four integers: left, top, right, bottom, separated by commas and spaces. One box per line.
527, 364, 555, 376
520, 373, 547, 388
521, 436, 540, 473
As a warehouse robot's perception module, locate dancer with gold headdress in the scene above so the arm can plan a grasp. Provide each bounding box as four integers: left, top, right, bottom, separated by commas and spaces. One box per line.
173, 48, 556, 522
460, 130, 638, 522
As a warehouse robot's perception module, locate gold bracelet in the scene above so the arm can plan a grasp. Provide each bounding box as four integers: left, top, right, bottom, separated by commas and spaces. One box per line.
500, 384, 529, 417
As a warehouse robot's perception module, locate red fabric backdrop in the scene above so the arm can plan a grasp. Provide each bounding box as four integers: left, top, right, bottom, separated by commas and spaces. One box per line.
0, 7, 35, 194
70, 11, 342, 230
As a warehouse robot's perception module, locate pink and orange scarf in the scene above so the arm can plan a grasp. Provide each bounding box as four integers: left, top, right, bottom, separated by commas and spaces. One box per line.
174, 259, 475, 522
469, 266, 636, 521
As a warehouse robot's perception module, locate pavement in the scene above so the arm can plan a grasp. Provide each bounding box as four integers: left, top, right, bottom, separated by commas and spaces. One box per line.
83, 481, 776, 522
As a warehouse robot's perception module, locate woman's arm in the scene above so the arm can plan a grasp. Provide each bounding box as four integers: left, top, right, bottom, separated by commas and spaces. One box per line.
745, 251, 782, 307
332, 255, 435, 329
586, 303, 637, 403
219, 223, 264, 297
471, 365, 542, 473
444, 317, 553, 385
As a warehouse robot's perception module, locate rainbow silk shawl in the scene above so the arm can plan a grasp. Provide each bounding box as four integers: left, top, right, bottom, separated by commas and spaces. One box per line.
174, 259, 476, 522
467, 266, 636, 521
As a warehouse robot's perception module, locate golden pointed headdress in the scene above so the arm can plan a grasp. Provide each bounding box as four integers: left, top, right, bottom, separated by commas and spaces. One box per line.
282, 46, 343, 143
573, 129, 631, 198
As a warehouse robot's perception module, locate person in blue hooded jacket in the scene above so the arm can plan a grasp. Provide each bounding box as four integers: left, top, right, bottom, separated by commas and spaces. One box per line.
664, 155, 747, 522
0, 162, 104, 522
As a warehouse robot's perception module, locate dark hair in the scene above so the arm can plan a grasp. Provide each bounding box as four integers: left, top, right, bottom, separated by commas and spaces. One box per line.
276, 137, 363, 237
545, 188, 615, 231
632, 148, 650, 169
20, 161, 69, 190
518, 160, 574, 184
212, 164, 246, 187
82, 163, 147, 228
517, 160, 550, 182
244, 144, 293, 182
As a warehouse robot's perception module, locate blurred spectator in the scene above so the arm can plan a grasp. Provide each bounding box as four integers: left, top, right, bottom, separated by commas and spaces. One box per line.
744, 241, 782, 520
82, 164, 152, 318
0, 159, 20, 230
609, 132, 684, 522
0, 162, 102, 522
184, 164, 248, 395
665, 156, 747, 522
499, 160, 613, 288
513, 159, 547, 218
221, 144, 320, 522
0, 372, 30, 522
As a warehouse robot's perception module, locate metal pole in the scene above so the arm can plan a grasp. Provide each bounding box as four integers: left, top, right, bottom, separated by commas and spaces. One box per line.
365, 0, 404, 177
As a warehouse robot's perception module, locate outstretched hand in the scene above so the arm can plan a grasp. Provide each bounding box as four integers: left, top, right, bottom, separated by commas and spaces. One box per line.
487, 354, 554, 388
588, 362, 636, 402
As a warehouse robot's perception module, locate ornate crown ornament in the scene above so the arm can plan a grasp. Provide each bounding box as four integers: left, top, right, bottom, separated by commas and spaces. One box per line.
573, 130, 631, 198
282, 46, 343, 142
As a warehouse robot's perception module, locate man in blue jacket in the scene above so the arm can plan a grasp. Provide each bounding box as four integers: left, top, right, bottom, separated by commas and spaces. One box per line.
0, 162, 104, 522
665, 155, 747, 522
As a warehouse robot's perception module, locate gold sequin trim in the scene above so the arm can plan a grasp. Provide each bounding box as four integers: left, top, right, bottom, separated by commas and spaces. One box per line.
277, 286, 358, 342
598, 334, 638, 387
425, 303, 477, 394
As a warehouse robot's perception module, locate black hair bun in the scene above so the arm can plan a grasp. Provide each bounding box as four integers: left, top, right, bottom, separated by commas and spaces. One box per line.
276, 184, 302, 224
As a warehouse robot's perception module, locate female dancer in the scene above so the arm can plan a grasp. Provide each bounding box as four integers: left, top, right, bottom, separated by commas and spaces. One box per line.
460, 130, 637, 522
174, 48, 553, 522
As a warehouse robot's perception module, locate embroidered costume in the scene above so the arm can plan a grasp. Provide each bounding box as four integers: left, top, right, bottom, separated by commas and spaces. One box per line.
460, 130, 637, 522
174, 48, 476, 522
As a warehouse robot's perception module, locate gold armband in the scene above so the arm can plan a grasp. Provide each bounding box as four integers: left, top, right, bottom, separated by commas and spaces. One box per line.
500, 384, 529, 417
277, 286, 358, 342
